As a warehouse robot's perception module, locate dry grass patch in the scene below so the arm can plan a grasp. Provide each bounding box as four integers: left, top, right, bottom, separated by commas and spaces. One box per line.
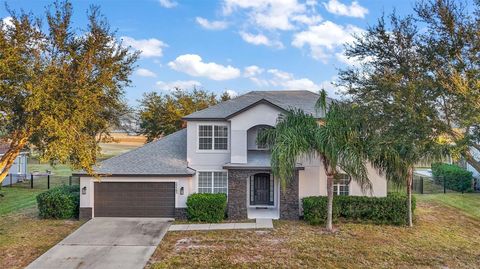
148, 200, 480, 268
0, 208, 83, 269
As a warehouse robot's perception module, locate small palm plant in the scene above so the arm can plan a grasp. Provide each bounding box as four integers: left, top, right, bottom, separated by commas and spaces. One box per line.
258, 91, 372, 231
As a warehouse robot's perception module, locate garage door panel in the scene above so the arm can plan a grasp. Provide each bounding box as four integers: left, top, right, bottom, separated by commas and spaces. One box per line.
94, 182, 175, 218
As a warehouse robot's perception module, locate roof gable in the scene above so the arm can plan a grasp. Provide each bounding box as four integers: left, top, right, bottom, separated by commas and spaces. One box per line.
183, 90, 329, 121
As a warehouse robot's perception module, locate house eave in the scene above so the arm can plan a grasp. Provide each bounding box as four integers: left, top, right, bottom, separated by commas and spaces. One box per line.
72, 172, 196, 177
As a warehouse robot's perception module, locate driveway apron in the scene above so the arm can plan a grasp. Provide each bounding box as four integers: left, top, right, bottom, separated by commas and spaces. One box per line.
26, 218, 172, 269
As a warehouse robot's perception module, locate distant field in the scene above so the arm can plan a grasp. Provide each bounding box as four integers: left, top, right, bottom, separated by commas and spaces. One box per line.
98, 142, 143, 161
27, 140, 145, 177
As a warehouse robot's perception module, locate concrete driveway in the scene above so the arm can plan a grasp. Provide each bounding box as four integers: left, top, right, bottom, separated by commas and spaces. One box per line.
26, 218, 172, 269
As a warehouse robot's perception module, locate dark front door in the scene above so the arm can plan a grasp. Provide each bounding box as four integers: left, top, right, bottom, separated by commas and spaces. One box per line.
253, 173, 271, 205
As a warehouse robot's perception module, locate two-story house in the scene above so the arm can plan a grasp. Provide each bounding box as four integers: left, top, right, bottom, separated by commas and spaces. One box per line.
77, 91, 387, 220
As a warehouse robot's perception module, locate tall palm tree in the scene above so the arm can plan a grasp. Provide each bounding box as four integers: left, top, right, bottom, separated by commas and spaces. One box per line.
367, 138, 446, 227
258, 92, 372, 231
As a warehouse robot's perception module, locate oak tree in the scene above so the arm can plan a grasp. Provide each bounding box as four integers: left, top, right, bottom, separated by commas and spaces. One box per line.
0, 0, 138, 183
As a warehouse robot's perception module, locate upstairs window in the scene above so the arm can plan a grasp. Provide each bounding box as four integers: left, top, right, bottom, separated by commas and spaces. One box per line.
198, 125, 213, 150
198, 125, 228, 150
256, 127, 269, 150
333, 174, 350, 196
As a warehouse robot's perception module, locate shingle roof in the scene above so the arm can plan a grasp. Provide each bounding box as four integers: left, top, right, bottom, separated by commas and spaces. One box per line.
183, 90, 329, 120
76, 129, 195, 176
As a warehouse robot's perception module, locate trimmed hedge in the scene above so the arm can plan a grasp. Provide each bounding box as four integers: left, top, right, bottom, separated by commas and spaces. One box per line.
36, 185, 80, 219
186, 193, 227, 222
431, 163, 473, 193
302, 193, 415, 226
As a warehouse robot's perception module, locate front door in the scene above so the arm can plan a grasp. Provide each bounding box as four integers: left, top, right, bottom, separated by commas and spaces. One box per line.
253, 173, 271, 205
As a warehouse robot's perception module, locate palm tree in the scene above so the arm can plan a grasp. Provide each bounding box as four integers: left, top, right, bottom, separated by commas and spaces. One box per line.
258, 91, 372, 231
367, 138, 446, 227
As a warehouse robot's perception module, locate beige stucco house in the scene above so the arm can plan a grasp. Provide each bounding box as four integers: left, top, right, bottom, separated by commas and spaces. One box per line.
76, 91, 387, 220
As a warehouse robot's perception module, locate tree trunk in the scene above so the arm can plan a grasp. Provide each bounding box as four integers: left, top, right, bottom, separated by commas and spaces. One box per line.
326, 174, 334, 232
464, 150, 480, 175
0, 136, 28, 184
406, 167, 414, 227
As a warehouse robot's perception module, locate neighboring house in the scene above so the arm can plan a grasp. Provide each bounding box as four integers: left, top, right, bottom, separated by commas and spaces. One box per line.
0, 142, 28, 186
76, 91, 387, 220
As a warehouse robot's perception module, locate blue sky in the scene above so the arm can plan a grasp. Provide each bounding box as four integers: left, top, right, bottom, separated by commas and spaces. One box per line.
1, 0, 417, 105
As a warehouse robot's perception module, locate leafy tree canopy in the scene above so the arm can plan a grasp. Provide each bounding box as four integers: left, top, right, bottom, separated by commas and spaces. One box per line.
0, 0, 138, 181
138, 89, 233, 142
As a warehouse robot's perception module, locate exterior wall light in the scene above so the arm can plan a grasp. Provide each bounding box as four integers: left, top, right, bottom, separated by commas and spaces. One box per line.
180, 186, 184, 195
82, 186, 87, 195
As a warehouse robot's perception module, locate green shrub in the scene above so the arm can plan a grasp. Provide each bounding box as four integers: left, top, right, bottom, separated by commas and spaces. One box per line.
36, 185, 80, 219
431, 163, 473, 193
302, 193, 415, 226
186, 193, 227, 222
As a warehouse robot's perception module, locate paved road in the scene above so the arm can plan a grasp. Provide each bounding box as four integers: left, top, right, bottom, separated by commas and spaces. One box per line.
26, 218, 172, 269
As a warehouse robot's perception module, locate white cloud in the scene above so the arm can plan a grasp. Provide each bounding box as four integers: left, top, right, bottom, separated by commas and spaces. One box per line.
267, 69, 294, 81
168, 54, 241, 81
2, 16, 13, 28
292, 21, 364, 62
225, 89, 238, 97
239, 32, 284, 48
136, 68, 157, 77
196, 17, 228, 30
158, 0, 177, 8
323, 0, 368, 18
244, 65, 264, 77
121, 37, 167, 58
291, 14, 322, 25
222, 0, 320, 31
156, 80, 202, 90
242, 65, 340, 97
335, 50, 373, 66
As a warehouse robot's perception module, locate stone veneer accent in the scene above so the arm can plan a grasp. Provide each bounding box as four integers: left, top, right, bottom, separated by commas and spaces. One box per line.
79, 207, 92, 220
227, 169, 299, 220
175, 208, 188, 220
280, 170, 300, 220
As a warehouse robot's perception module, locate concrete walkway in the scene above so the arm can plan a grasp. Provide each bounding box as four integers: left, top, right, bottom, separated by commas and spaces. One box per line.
26, 218, 172, 269
169, 218, 273, 231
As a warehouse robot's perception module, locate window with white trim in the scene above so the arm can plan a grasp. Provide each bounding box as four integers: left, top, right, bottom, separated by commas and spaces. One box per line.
198, 171, 228, 195
198, 125, 228, 150
333, 174, 350, 196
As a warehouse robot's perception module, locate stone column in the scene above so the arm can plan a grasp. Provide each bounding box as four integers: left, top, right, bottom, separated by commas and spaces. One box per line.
279, 170, 300, 220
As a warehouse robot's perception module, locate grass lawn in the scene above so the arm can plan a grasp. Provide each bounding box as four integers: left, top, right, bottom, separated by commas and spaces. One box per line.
0, 187, 43, 215
0, 208, 83, 269
416, 193, 480, 220
148, 197, 480, 268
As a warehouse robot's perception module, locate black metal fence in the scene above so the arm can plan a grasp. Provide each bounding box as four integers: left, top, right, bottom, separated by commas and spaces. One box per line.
1, 173, 80, 189
412, 175, 456, 194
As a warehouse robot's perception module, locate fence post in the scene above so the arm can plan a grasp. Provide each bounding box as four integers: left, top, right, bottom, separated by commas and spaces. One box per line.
30, 174, 33, 189
69, 176, 72, 186
47, 175, 50, 189
420, 177, 424, 194
443, 176, 446, 194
